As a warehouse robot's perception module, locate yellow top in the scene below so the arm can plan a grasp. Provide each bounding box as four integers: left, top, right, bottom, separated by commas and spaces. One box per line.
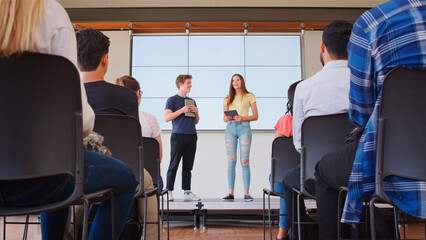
223, 93, 256, 117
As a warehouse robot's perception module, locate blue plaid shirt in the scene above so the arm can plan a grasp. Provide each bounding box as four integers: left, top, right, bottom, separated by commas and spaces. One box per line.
342, 0, 426, 224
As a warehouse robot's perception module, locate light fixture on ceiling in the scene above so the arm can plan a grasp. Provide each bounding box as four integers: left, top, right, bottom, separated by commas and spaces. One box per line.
243, 23, 249, 35
185, 23, 192, 35
300, 23, 306, 35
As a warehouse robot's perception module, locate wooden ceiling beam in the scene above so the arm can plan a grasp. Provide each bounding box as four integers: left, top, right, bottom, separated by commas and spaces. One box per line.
72, 21, 331, 33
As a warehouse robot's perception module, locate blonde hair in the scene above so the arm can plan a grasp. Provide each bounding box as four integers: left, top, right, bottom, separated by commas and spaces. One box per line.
0, 0, 44, 57
116, 75, 140, 92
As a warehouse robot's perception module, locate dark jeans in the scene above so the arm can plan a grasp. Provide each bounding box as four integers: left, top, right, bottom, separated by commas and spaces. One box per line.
0, 151, 137, 240
314, 142, 357, 240
315, 142, 395, 240
282, 164, 316, 239
167, 133, 197, 191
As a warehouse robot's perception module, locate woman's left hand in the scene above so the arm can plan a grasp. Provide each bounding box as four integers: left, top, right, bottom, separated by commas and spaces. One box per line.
234, 115, 244, 122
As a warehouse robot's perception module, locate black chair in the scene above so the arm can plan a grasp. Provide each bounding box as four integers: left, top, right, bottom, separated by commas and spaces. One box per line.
0, 52, 115, 240
93, 114, 157, 240
293, 113, 354, 239
370, 67, 426, 240
262, 136, 300, 240
142, 137, 170, 240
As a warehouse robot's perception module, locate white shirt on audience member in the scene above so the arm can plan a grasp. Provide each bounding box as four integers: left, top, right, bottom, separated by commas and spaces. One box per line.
35, 0, 95, 137
292, 60, 350, 152
139, 111, 162, 138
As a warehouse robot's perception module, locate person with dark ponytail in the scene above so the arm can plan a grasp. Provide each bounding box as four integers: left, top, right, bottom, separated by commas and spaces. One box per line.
270, 80, 301, 240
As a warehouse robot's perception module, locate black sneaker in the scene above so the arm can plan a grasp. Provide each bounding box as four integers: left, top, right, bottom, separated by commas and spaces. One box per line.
244, 194, 253, 201
222, 194, 234, 200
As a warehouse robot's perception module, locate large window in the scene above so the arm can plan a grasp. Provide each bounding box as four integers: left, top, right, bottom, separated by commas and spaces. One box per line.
132, 34, 302, 130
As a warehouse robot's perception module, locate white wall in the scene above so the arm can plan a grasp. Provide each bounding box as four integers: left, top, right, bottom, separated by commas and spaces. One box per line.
103, 30, 324, 200
102, 31, 131, 82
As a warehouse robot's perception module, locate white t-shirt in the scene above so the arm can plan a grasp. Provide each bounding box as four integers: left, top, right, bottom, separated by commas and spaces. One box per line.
139, 111, 162, 138
292, 60, 350, 152
35, 0, 95, 137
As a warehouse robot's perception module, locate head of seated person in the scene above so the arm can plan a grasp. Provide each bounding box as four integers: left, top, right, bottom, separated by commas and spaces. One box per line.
319, 20, 353, 66
77, 28, 139, 119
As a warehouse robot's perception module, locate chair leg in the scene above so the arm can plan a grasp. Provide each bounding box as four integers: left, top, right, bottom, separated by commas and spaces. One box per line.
72, 205, 76, 240
82, 198, 90, 240
369, 197, 377, 240
297, 194, 302, 240
262, 191, 266, 240
268, 194, 273, 240
22, 215, 29, 240
291, 191, 296, 240
167, 192, 170, 240
161, 193, 164, 233
364, 201, 369, 240
337, 190, 345, 240
3, 216, 6, 240
157, 193, 160, 240
142, 196, 148, 240
393, 207, 400, 240
110, 193, 115, 240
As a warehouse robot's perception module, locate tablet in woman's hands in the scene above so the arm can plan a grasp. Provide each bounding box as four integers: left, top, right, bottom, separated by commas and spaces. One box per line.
224, 110, 238, 117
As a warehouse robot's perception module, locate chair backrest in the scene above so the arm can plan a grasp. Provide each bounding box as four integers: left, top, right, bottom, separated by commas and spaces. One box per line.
142, 137, 161, 188
0, 52, 83, 181
271, 136, 300, 187
93, 114, 143, 196
376, 67, 426, 199
300, 113, 354, 195
0, 52, 84, 215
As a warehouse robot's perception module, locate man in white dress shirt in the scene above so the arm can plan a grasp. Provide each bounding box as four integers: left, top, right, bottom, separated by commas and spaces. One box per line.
281, 20, 353, 239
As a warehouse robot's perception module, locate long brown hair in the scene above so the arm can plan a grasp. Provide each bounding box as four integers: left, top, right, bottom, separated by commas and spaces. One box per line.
226, 74, 249, 106
0, 0, 44, 57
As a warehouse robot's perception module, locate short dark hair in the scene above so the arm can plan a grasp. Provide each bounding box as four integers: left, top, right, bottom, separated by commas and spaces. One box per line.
76, 28, 110, 71
322, 20, 353, 59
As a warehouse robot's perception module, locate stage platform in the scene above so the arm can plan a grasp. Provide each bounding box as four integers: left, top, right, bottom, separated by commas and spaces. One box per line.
160, 197, 317, 228
165, 198, 317, 211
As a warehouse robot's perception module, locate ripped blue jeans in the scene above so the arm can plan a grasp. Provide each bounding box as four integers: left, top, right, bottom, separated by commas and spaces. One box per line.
225, 121, 252, 191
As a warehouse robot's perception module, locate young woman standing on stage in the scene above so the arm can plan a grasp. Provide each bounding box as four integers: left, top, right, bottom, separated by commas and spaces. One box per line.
222, 74, 258, 201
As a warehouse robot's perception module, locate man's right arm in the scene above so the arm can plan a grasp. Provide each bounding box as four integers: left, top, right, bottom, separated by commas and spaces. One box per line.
164, 108, 184, 122
347, 20, 374, 127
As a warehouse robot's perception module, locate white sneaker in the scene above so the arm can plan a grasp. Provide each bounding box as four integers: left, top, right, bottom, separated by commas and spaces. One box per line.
184, 191, 201, 201
168, 191, 174, 201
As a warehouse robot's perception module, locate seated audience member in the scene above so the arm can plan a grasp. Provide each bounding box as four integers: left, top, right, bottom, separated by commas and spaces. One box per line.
281, 20, 353, 238
269, 80, 300, 240
0, 1, 137, 239
316, 1, 426, 239
274, 81, 301, 138
116, 75, 165, 240
76, 28, 139, 121
116, 75, 163, 168
76, 29, 163, 240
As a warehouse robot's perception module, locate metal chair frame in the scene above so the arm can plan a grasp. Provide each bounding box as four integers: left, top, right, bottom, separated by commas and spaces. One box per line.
262, 136, 299, 240
292, 113, 354, 239
369, 67, 426, 240
0, 52, 115, 240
